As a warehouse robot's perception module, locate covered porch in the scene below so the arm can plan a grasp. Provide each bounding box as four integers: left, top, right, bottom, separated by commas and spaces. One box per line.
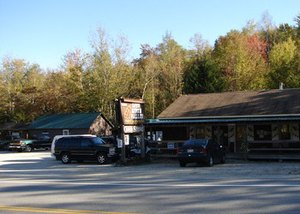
145, 115, 300, 159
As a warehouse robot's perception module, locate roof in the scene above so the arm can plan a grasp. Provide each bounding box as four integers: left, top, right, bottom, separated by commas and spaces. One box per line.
0, 122, 29, 131
28, 113, 107, 129
146, 115, 300, 125
157, 89, 300, 119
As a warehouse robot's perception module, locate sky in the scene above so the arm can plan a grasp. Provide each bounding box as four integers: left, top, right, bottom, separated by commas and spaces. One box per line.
0, 0, 299, 70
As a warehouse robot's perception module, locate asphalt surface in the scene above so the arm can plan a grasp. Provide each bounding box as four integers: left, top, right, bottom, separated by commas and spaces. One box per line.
1, 151, 300, 213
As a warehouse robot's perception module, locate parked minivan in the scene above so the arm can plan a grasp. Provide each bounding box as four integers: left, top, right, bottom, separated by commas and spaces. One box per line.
52, 135, 119, 164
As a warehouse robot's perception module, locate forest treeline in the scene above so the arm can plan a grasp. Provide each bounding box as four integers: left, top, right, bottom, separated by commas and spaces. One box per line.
1, 14, 300, 124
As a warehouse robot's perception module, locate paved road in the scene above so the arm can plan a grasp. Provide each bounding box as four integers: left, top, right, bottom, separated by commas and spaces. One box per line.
1, 151, 300, 213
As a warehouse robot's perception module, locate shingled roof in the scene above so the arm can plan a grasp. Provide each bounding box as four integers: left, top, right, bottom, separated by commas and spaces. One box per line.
158, 89, 300, 119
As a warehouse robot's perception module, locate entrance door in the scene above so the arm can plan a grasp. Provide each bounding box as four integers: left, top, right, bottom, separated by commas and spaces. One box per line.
236, 125, 247, 153
212, 126, 228, 151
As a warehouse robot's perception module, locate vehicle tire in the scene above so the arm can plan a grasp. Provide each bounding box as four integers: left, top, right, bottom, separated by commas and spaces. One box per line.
25, 145, 33, 152
179, 161, 186, 167
97, 153, 107, 164
207, 156, 214, 167
61, 153, 71, 164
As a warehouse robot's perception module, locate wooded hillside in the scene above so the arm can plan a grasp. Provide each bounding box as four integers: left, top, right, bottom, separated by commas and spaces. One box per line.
1, 14, 300, 124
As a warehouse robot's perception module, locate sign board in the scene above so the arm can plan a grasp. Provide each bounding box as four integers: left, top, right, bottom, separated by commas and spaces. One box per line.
123, 125, 144, 133
115, 98, 145, 162
120, 102, 144, 125
117, 138, 123, 148
124, 134, 129, 145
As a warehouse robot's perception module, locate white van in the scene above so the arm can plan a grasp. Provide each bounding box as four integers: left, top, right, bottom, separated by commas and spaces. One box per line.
51, 134, 96, 160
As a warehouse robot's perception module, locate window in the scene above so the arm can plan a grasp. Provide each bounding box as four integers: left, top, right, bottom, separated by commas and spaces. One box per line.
195, 126, 205, 138
92, 137, 105, 145
279, 124, 291, 140
156, 131, 163, 141
254, 125, 272, 141
162, 127, 187, 140
80, 138, 92, 147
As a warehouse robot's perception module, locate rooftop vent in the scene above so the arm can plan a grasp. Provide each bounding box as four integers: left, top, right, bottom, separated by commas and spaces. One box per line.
279, 82, 284, 90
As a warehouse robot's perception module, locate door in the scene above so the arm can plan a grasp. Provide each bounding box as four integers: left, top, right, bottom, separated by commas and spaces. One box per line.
77, 137, 95, 160
236, 125, 247, 153
212, 126, 228, 151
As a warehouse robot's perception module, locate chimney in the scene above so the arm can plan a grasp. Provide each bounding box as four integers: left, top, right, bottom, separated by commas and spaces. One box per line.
279, 82, 284, 90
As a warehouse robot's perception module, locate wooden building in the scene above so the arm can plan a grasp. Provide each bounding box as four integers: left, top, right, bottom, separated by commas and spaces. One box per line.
27, 112, 113, 139
145, 89, 300, 159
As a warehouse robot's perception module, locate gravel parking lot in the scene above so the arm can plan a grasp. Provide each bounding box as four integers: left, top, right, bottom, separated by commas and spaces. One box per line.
1, 151, 300, 213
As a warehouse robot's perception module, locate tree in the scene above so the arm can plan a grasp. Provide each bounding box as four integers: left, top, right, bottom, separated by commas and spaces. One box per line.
268, 37, 300, 88
156, 33, 187, 112
83, 28, 133, 120
62, 49, 86, 112
213, 30, 268, 91
37, 70, 69, 114
1, 58, 27, 122
132, 44, 160, 118
17, 63, 45, 121
183, 55, 224, 94
183, 34, 224, 94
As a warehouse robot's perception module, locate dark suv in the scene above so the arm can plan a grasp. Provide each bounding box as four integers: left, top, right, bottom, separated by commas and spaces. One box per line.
53, 136, 119, 164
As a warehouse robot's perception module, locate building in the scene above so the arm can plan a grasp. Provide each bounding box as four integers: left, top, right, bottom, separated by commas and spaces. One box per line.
145, 89, 300, 158
0, 122, 28, 139
27, 112, 114, 139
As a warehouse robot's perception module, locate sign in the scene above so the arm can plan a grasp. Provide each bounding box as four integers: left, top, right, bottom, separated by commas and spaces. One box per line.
124, 134, 129, 145
117, 138, 123, 148
123, 125, 144, 133
120, 102, 144, 125
167, 143, 175, 149
115, 98, 145, 162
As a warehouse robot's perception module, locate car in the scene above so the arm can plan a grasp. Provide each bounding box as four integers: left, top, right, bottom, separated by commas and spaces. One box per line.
51, 134, 96, 160
8, 134, 52, 152
177, 139, 225, 167
53, 135, 119, 164
0, 136, 17, 151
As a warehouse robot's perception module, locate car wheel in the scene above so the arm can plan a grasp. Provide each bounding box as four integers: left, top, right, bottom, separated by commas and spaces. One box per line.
97, 153, 107, 164
61, 153, 71, 164
25, 145, 33, 152
208, 156, 214, 167
179, 161, 186, 167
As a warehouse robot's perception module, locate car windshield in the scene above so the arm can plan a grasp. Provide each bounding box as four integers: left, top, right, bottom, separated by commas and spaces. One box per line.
183, 139, 208, 146
91, 137, 105, 145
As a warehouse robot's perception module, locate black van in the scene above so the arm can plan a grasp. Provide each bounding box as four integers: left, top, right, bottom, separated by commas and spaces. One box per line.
53, 136, 119, 164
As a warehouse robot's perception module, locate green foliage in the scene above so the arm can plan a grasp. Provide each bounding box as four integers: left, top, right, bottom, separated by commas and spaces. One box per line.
1, 13, 300, 123
268, 38, 300, 88
213, 30, 269, 91
183, 54, 225, 94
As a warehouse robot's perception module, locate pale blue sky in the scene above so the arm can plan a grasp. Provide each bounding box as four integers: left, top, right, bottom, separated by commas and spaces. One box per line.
0, 0, 299, 69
